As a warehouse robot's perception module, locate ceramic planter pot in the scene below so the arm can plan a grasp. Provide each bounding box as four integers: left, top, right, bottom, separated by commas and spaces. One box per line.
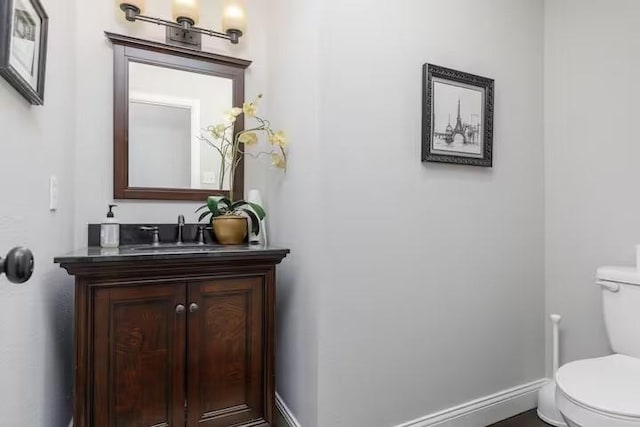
212, 215, 247, 245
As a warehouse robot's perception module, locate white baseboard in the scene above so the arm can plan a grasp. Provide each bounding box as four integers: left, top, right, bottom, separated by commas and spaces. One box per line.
395, 378, 548, 427
70, 380, 545, 427
276, 392, 302, 427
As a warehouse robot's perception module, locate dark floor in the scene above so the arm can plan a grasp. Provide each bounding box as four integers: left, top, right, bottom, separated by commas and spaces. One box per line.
489, 410, 552, 427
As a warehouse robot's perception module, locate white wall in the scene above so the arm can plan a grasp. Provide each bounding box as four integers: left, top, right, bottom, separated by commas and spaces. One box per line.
544, 0, 640, 368
317, 1, 545, 425
266, 0, 546, 426
73, 0, 269, 247
265, 1, 323, 426
0, 0, 76, 425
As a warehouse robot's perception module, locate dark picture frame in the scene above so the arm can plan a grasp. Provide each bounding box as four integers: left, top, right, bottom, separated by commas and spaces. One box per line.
422, 64, 494, 167
106, 32, 251, 201
0, 0, 48, 105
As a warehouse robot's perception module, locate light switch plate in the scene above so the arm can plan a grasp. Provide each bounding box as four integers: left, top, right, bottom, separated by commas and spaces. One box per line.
49, 175, 58, 211
202, 172, 217, 185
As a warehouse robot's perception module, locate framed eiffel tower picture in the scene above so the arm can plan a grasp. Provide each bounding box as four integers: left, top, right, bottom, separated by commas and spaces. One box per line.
422, 64, 494, 167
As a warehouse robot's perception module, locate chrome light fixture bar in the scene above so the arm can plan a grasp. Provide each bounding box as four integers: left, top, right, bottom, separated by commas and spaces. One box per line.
118, 0, 246, 49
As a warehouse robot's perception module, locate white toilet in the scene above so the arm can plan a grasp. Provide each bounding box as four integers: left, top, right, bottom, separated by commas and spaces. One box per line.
555, 266, 640, 427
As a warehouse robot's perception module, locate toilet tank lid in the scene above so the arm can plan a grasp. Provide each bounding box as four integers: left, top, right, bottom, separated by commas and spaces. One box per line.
597, 266, 640, 285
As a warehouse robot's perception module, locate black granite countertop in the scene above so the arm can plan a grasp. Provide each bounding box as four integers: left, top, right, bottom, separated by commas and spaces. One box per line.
54, 244, 290, 265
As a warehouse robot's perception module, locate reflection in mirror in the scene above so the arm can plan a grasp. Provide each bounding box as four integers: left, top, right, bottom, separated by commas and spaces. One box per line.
128, 62, 233, 191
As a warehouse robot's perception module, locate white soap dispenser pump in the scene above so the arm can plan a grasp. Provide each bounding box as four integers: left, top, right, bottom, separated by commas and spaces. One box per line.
101, 204, 120, 248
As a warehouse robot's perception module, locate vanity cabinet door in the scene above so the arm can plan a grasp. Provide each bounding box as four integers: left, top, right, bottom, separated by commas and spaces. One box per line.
186, 277, 267, 427
93, 282, 187, 427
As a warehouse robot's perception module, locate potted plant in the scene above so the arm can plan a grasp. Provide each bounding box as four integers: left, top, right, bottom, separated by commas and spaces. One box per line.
196, 94, 288, 245
196, 196, 266, 244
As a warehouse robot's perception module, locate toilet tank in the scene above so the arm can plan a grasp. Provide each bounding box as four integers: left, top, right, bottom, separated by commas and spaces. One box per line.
597, 266, 640, 358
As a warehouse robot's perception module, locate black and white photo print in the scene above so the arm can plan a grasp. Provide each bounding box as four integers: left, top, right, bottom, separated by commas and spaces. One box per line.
0, 0, 48, 105
422, 64, 494, 167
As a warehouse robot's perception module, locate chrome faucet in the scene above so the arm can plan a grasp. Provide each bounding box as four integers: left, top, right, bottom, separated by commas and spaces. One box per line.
176, 215, 185, 244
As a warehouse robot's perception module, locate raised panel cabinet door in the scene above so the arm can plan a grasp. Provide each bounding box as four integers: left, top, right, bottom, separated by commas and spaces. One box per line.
93, 282, 187, 427
187, 277, 266, 427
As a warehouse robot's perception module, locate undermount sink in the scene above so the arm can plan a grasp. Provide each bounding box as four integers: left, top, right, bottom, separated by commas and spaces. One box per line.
129, 244, 223, 252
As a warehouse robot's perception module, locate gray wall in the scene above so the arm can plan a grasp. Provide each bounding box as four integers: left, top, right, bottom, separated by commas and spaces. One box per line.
0, 0, 77, 424
265, 0, 323, 426
266, 0, 546, 426
318, 1, 546, 425
544, 0, 640, 370
129, 102, 191, 188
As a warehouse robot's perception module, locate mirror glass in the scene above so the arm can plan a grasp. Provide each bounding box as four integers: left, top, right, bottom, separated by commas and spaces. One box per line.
128, 62, 233, 191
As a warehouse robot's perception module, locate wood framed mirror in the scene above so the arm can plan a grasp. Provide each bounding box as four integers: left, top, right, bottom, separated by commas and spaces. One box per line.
107, 32, 251, 201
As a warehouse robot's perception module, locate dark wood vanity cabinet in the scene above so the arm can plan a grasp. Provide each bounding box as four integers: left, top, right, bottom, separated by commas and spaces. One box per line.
56, 249, 288, 427
93, 281, 187, 427
187, 277, 266, 427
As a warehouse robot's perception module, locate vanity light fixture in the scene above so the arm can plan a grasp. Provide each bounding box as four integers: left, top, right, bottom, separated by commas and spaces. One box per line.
117, 0, 246, 49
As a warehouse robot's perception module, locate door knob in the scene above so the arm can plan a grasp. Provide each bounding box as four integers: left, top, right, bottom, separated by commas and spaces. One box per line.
0, 247, 34, 284
175, 304, 186, 314
189, 303, 199, 313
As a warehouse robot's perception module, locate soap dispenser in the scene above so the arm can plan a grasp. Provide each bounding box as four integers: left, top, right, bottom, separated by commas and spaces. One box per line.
101, 204, 120, 248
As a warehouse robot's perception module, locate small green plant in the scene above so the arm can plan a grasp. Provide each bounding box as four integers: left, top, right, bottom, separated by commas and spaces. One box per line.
196, 196, 266, 235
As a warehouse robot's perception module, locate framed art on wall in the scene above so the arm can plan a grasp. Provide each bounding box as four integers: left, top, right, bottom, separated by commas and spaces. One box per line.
0, 0, 48, 105
422, 64, 494, 167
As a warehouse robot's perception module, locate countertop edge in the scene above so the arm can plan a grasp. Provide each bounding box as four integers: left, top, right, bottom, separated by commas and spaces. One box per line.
54, 246, 291, 265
